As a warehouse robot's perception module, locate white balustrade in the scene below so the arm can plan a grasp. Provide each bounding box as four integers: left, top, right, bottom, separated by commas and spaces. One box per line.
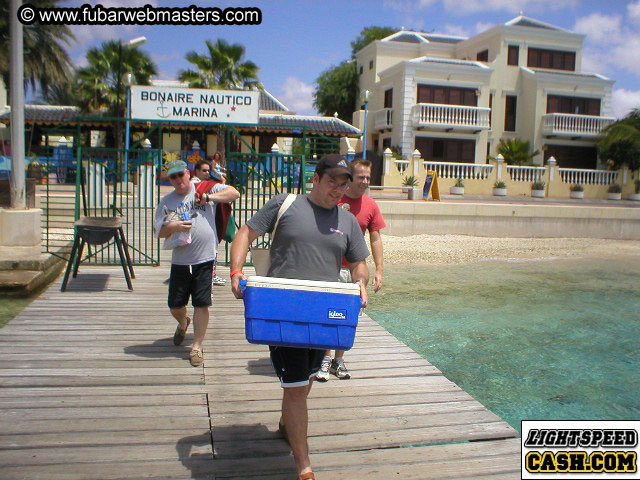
412, 103, 490, 130
542, 113, 615, 137
558, 168, 617, 185
506, 165, 546, 183
393, 160, 409, 174
374, 108, 393, 130
423, 161, 494, 179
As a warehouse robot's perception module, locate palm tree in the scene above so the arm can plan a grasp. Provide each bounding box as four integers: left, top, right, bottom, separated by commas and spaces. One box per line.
597, 109, 640, 171
75, 40, 157, 116
178, 39, 260, 163
0, 0, 75, 97
495, 138, 540, 166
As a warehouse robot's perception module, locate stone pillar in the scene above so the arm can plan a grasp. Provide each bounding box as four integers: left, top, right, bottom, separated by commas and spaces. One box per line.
495, 154, 504, 180
412, 149, 421, 177
383, 148, 392, 176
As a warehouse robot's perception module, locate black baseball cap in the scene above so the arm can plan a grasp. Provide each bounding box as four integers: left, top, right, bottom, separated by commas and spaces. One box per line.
315, 154, 353, 180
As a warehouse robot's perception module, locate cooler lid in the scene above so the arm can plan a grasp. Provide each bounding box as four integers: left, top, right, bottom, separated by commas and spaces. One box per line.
246, 275, 360, 295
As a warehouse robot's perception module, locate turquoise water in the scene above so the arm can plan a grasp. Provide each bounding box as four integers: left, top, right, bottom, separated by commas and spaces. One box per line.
367, 256, 640, 432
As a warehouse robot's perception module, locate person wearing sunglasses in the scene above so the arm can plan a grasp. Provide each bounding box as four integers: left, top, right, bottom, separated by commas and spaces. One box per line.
192, 160, 212, 183
154, 160, 240, 366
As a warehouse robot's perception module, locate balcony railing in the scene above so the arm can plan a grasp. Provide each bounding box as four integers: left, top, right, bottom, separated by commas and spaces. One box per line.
424, 161, 493, 180
542, 113, 616, 137
412, 103, 490, 131
558, 168, 617, 185
506, 165, 546, 183
374, 108, 393, 130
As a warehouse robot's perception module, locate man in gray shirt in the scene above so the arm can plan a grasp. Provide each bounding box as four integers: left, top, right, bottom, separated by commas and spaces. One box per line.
230, 154, 369, 480
154, 160, 239, 366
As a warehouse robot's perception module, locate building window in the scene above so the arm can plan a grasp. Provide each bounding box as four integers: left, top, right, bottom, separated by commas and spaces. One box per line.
384, 88, 393, 108
417, 84, 477, 106
382, 137, 392, 151
359, 65, 363, 75
415, 138, 475, 163
504, 95, 517, 132
369, 60, 374, 70
508, 45, 519, 66
527, 47, 575, 71
476, 49, 488, 62
547, 95, 600, 116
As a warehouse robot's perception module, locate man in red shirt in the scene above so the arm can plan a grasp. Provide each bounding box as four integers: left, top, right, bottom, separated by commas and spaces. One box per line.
316, 157, 386, 381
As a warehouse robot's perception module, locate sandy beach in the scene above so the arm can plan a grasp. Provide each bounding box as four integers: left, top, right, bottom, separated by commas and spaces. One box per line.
374, 234, 640, 266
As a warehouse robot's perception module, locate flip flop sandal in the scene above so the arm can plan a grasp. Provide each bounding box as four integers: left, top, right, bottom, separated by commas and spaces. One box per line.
173, 316, 191, 346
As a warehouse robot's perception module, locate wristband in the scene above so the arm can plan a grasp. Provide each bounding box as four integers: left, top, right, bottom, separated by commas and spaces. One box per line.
230, 269, 244, 278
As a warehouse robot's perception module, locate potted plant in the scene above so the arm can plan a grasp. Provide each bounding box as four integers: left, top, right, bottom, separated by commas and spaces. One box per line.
402, 175, 418, 194
493, 180, 507, 196
530, 180, 545, 198
569, 184, 584, 199
450, 178, 464, 195
607, 183, 622, 200
629, 180, 640, 201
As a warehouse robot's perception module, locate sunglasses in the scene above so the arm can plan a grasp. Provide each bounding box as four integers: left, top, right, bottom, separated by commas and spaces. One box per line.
169, 171, 186, 180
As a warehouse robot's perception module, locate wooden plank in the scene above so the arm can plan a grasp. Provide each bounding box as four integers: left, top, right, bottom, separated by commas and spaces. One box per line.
0, 252, 520, 479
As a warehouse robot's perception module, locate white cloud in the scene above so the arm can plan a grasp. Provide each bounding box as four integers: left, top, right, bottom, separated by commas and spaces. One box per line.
573, 14, 623, 45
475, 21, 495, 34
442, 24, 469, 37
628, 0, 640, 26
610, 35, 640, 76
278, 77, 316, 115
611, 88, 640, 119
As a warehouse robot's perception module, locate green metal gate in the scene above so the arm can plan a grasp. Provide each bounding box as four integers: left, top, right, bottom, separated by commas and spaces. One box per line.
72, 146, 164, 266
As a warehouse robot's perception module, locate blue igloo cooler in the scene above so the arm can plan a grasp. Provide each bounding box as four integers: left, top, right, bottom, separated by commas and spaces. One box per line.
242, 276, 362, 350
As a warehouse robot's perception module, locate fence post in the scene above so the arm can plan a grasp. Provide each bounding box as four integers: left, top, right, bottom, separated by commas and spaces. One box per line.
412, 149, 420, 177
545, 156, 556, 196
495, 154, 504, 180
381, 148, 393, 186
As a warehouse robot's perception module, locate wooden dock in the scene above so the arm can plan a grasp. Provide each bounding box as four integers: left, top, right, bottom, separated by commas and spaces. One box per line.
0, 255, 520, 479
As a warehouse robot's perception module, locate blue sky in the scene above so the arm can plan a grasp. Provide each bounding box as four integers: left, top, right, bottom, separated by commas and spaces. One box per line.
63, 0, 640, 119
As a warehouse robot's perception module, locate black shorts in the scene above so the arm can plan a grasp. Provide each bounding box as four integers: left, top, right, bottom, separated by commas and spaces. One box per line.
269, 346, 326, 387
168, 261, 214, 309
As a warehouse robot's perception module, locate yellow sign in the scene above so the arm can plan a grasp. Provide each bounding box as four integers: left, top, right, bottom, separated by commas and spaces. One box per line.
422, 170, 440, 201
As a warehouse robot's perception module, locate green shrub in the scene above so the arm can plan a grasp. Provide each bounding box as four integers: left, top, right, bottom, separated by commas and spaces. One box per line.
570, 184, 584, 192
494, 180, 506, 189
635, 179, 640, 194
531, 180, 545, 190
454, 177, 464, 187
608, 183, 622, 193
402, 175, 419, 187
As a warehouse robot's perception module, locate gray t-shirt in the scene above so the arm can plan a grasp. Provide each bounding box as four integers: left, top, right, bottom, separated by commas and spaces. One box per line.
247, 194, 369, 282
154, 182, 228, 265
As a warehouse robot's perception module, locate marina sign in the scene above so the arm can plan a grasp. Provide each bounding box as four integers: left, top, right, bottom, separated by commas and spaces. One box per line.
130, 86, 260, 125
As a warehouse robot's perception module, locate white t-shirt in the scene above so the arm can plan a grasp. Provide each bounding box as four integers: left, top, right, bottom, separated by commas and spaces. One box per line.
154, 182, 228, 265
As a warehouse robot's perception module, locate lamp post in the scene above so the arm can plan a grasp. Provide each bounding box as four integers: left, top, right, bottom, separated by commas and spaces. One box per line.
123, 72, 135, 183
360, 90, 370, 160
115, 36, 146, 183
9, 0, 25, 208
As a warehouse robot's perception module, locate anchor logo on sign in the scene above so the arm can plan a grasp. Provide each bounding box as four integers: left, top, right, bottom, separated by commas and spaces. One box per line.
156, 101, 170, 119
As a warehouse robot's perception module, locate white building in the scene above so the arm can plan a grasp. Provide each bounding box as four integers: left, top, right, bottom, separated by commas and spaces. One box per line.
354, 15, 616, 169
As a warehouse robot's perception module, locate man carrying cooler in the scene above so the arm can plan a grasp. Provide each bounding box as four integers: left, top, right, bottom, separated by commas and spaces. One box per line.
230, 154, 369, 480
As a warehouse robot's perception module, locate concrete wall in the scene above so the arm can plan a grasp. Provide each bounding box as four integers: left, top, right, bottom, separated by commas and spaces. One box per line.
378, 201, 640, 240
